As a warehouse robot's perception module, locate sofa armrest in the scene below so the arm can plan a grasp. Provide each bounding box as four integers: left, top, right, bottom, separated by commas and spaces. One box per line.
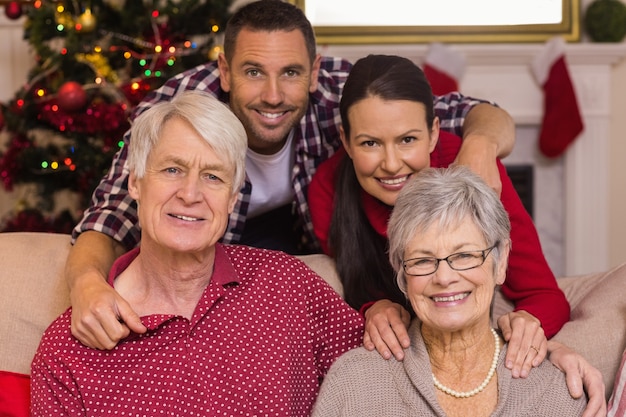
0, 232, 72, 375
552, 263, 626, 398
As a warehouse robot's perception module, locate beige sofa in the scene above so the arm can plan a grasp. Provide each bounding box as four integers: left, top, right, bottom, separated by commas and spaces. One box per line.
1, 231, 626, 408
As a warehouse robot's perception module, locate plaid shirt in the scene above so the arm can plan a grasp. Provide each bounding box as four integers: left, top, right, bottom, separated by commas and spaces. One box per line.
73, 57, 485, 252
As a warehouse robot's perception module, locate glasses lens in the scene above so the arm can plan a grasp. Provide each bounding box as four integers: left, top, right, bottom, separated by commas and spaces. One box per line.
448, 251, 485, 270
404, 258, 437, 276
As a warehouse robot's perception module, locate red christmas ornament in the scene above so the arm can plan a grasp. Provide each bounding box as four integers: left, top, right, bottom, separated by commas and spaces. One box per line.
57, 81, 88, 112
4, 2, 23, 20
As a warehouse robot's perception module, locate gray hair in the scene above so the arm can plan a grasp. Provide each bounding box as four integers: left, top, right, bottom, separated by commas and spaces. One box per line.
387, 166, 511, 293
127, 90, 248, 192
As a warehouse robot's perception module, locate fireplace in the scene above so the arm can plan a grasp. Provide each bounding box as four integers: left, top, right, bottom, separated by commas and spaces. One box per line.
506, 165, 534, 219
506, 126, 564, 275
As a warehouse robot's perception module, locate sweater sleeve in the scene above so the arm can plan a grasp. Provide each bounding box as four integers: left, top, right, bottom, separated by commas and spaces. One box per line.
497, 159, 570, 338
311, 354, 352, 417
308, 149, 346, 255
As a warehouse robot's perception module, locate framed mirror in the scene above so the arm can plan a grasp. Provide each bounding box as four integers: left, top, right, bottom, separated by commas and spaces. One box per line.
291, 0, 580, 44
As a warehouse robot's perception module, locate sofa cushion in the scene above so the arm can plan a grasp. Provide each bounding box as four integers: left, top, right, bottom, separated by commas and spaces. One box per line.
296, 253, 344, 297
0, 232, 73, 417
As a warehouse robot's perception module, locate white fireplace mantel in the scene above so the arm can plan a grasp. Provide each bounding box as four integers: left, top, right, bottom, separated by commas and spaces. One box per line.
322, 43, 626, 276
321, 43, 626, 66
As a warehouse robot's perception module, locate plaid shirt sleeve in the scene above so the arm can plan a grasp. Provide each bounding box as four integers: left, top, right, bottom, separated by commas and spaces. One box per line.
72, 63, 224, 249
434, 92, 495, 138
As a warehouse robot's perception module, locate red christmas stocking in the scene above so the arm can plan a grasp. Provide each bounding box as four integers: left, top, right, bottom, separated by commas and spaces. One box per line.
423, 43, 466, 95
531, 37, 584, 158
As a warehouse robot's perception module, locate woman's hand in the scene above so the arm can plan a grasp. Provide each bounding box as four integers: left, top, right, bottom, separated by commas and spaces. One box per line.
362, 300, 411, 361
548, 340, 607, 417
497, 310, 547, 377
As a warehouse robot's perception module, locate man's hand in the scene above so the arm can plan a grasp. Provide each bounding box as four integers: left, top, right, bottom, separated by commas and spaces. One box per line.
70, 272, 146, 350
66, 231, 146, 349
497, 310, 547, 378
455, 102, 516, 196
548, 340, 607, 417
362, 300, 411, 361
454, 136, 503, 196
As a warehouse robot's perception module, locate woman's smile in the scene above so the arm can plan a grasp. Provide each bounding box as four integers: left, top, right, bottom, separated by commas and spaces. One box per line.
377, 174, 412, 187
430, 291, 471, 305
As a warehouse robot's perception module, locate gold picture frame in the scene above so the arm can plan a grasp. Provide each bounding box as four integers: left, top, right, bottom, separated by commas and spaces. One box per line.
291, 0, 580, 44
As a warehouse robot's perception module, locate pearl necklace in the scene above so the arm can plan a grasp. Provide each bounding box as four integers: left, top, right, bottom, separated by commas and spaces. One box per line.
432, 328, 501, 398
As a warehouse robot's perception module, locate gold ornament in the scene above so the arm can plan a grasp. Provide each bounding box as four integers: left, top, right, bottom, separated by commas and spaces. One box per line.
77, 9, 96, 33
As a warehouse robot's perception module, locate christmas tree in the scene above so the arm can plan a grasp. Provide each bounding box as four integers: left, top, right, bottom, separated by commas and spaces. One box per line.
0, 0, 231, 233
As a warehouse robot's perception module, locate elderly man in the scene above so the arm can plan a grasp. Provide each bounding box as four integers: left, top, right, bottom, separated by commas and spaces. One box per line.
30, 91, 363, 417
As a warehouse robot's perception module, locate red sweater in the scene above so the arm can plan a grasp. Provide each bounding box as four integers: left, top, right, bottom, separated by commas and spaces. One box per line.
308, 131, 569, 338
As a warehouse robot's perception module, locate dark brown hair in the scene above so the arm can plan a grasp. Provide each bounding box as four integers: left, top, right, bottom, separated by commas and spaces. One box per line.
223, 0, 316, 64
330, 55, 435, 310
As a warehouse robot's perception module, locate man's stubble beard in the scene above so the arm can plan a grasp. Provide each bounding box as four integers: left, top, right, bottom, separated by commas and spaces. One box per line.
240, 106, 306, 155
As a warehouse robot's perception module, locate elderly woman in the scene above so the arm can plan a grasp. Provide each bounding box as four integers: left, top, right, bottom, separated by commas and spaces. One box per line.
312, 166, 586, 417
30, 91, 363, 416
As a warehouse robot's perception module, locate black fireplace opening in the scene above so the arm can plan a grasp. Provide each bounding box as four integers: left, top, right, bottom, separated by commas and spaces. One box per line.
505, 164, 534, 219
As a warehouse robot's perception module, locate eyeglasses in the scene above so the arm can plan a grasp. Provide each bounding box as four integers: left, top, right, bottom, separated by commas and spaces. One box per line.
402, 244, 497, 277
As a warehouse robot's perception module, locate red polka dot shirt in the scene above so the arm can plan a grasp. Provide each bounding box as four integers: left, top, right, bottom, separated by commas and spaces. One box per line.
31, 244, 364, 416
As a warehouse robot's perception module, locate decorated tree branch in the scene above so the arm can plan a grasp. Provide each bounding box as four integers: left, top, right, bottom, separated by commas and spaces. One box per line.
0, 0, 231, 232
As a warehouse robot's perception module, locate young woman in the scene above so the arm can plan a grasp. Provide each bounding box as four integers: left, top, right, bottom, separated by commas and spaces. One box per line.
310, 53, 567, 330
310, 53, 570, 376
